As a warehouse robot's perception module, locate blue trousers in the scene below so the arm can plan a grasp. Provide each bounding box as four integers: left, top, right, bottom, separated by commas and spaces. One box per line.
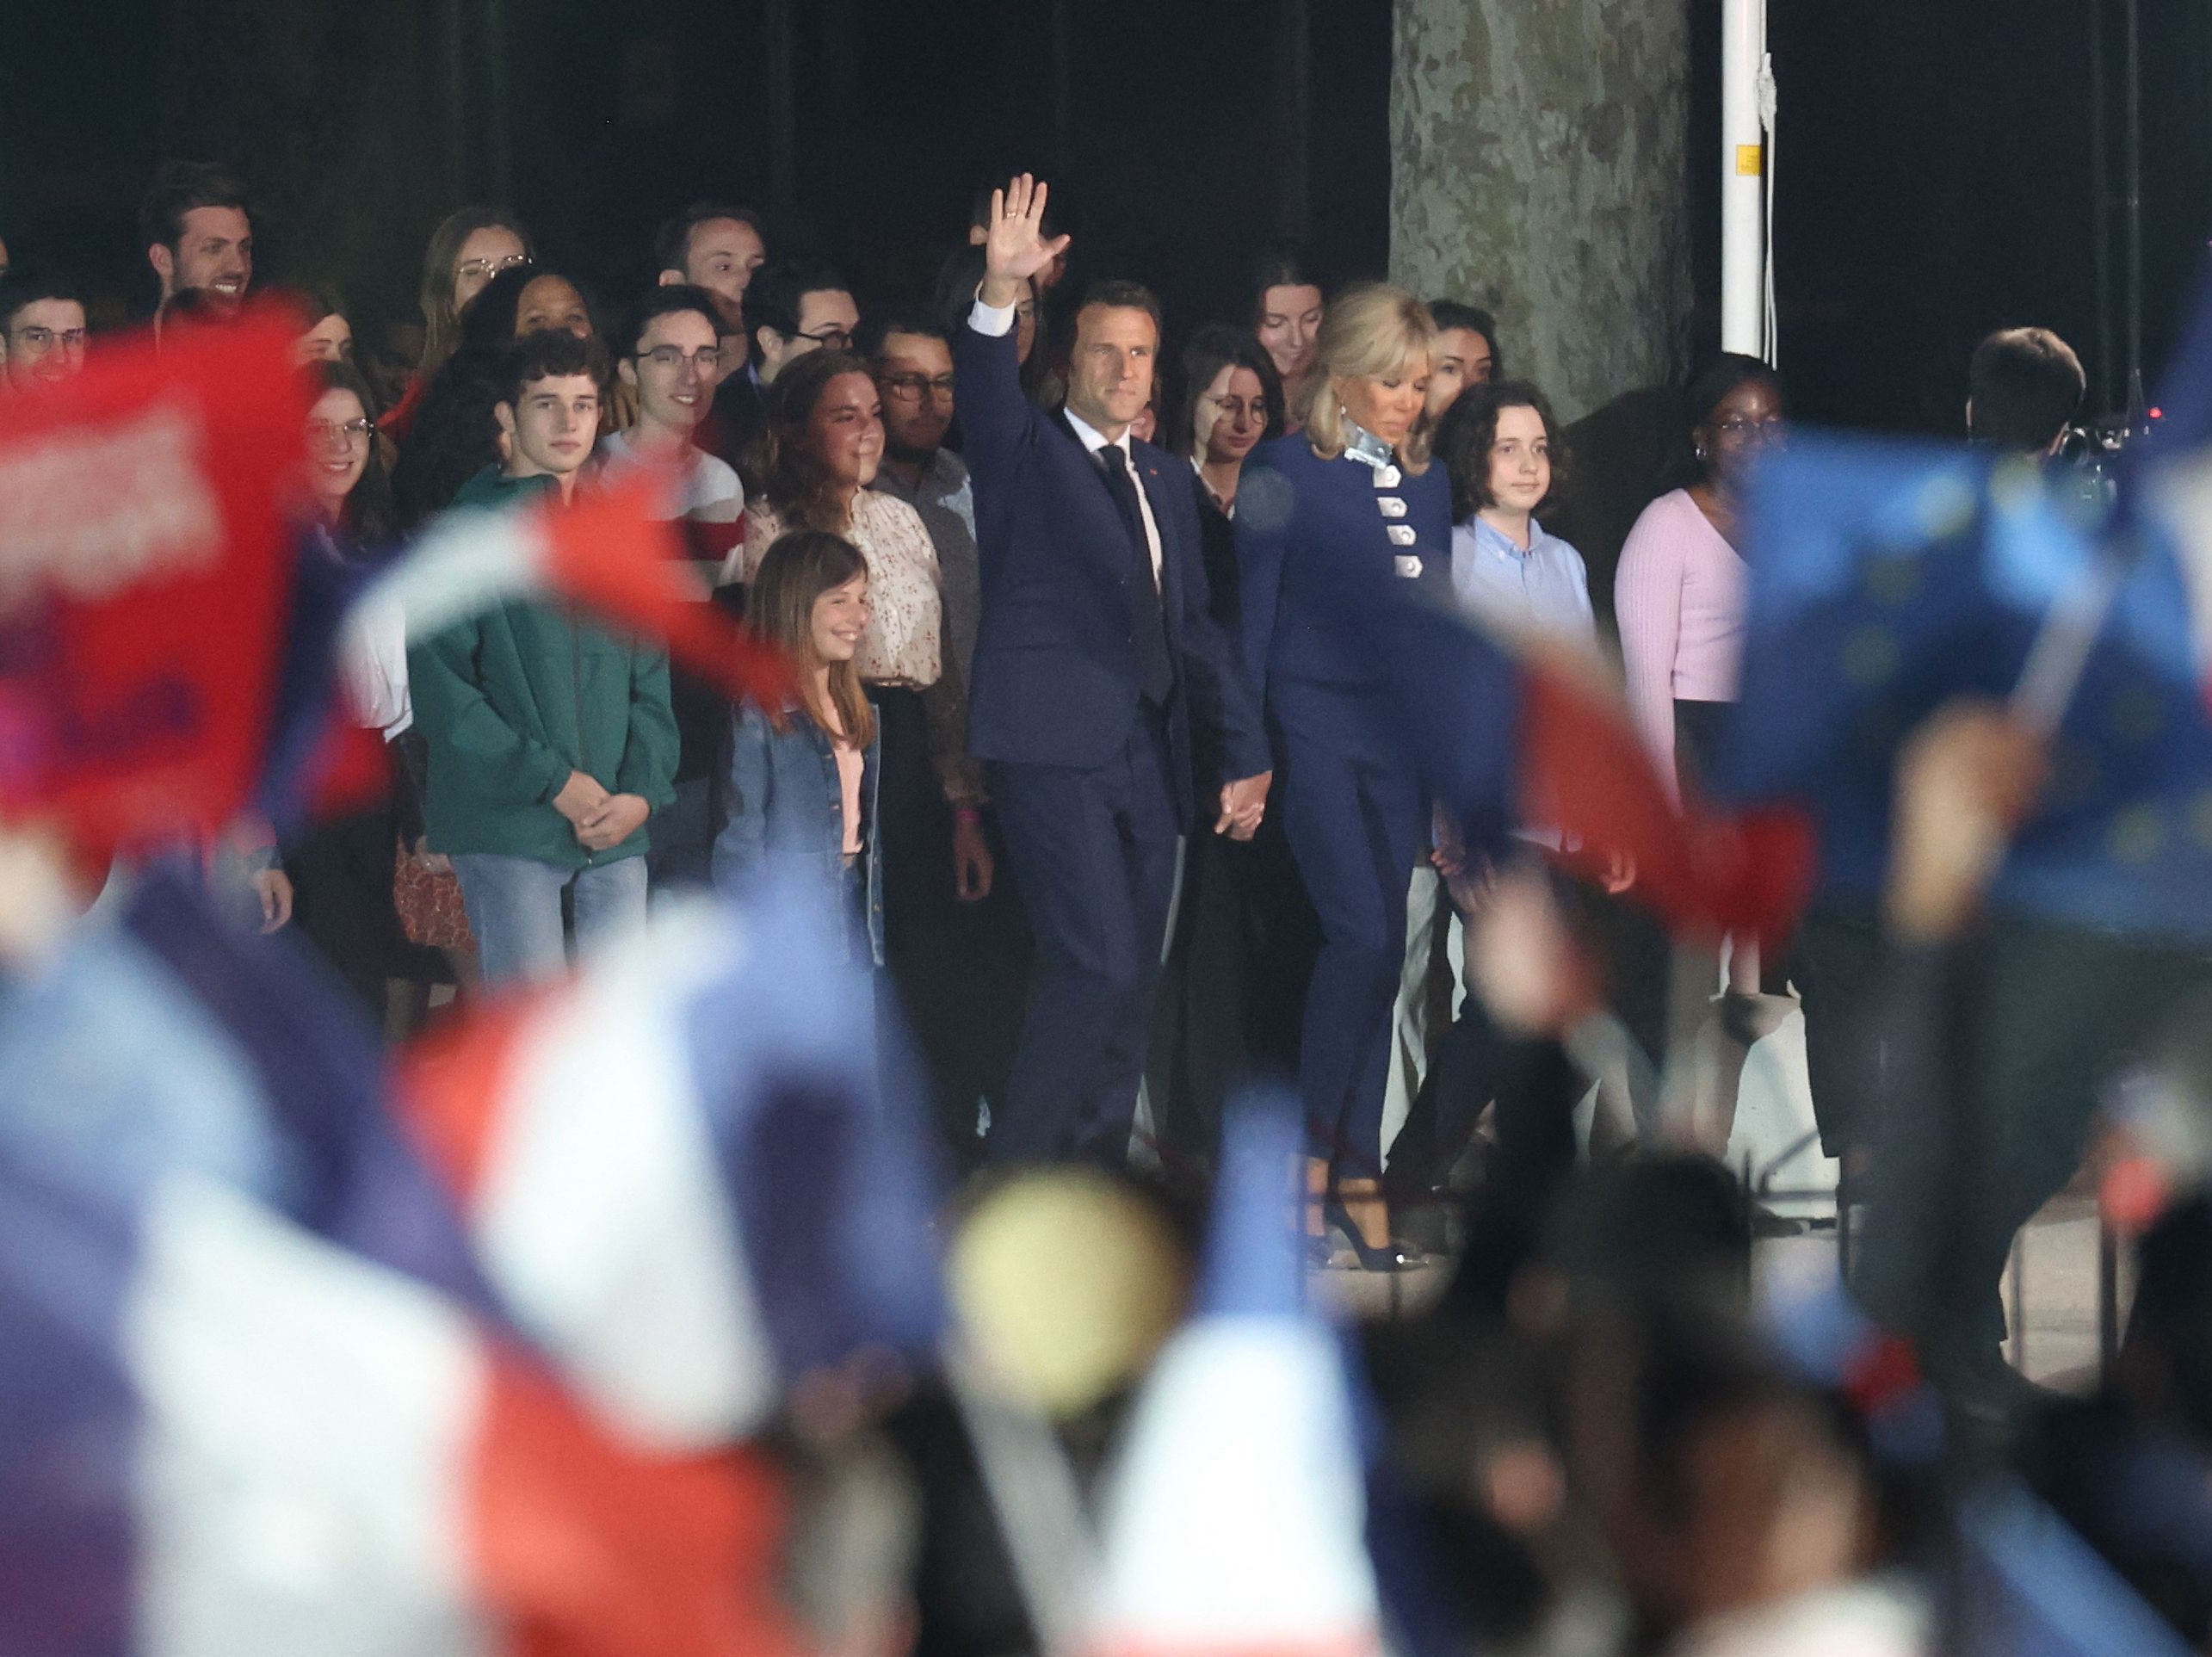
1276, 702, 1425, 1182
451, 852, 648, 986
988, 714, 1180, 1165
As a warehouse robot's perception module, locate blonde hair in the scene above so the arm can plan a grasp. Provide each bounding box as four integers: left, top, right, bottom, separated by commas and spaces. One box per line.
1299, 283, 1438, 474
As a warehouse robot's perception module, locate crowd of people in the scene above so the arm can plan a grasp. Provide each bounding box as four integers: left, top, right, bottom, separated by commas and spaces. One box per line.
6, 155, 2212, 1654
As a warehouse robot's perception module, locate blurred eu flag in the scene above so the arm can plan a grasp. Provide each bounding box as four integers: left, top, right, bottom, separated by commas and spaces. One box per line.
1715, 431, 2212, 942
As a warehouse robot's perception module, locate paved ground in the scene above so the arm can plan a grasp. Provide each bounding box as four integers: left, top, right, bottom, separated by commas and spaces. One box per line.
1319, 1010, 2124, 1391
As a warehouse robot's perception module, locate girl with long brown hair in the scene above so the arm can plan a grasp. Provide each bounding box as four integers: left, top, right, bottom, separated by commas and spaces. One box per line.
713, 529, 883, 965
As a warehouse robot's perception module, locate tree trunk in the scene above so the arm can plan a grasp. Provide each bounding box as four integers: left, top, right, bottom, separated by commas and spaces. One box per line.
1390, 0, 1691, 421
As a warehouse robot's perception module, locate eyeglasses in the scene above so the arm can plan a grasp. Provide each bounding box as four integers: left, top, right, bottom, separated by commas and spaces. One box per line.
455, 254, 529, 282
800, 326, 853, 349
11, 325, 87, 352
1710, 416, 1784, 439
306, 417, 374, 446
638, 344, 722, 373
880, 372, 955, 402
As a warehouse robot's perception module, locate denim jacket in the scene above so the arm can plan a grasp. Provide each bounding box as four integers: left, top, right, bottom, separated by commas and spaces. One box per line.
712, 701, 884, 963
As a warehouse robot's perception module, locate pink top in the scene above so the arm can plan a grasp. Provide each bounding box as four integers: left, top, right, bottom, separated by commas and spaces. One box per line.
833, 737, 863, 856
1613, 488, 1748, 784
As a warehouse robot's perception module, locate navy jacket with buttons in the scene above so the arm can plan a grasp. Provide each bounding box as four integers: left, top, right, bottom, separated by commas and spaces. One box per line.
1234, 433, 1454, 749
953, 318, 1268, 827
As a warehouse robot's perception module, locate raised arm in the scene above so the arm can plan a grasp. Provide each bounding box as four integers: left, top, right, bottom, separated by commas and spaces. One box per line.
953, 176, 1072, 484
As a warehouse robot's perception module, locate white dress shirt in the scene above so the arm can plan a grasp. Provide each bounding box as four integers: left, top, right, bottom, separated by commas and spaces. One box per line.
971, 294, 1162, 586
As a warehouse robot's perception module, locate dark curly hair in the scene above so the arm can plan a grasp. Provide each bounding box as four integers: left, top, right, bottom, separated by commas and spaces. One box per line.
751, 348, 877, 532
1439, 379, 1566, 522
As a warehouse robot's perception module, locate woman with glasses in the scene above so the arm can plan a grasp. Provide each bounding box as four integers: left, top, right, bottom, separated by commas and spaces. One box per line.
285, 362, 411, 1023
1146, 324, 1296, 1168
380, 207, 534, 442
1615, 352, 1784, 795
416, 208, 534, 385
1615, 352, 1790, 1147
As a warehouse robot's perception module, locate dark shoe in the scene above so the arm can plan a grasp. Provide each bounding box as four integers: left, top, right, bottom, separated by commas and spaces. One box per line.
1322, 1198, 1432, 1272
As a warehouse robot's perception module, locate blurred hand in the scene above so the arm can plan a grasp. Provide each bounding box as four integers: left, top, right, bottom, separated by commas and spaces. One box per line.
575, 793, 650, 851
952, 813, 995, 901
253, 867, 293, 934
1216, 771, 1270, 841
979, 175, 1072, 311
1466, 863, 1594, 1036
1601, 848, 1636, 896
1886, 698, 2048, 943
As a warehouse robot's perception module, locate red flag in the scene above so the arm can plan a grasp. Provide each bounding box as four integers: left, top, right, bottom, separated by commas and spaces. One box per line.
541, 476, 794, 710
1518, 652, 1816, 946
0, 309, 309, 854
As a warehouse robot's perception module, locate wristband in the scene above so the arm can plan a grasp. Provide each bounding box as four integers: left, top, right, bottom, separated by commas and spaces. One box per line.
954, 804, 983, 825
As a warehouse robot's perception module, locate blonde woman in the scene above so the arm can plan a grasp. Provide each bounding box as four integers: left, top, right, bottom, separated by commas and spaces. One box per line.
1236, 283, 1449, 1270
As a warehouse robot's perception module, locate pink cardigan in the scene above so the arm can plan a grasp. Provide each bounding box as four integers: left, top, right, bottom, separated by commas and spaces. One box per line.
1613, 488, 1748, 785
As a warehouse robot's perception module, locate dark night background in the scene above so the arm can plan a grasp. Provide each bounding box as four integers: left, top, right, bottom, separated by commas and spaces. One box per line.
3, 0, 2209, 435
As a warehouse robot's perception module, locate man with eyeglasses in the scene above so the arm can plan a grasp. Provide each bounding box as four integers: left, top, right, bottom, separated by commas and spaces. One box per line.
702, 258, 859, 483
0, 271, 90, 394
862, 309, 1030, 1164
605, 287, 747, 895
747, 260, 859, 386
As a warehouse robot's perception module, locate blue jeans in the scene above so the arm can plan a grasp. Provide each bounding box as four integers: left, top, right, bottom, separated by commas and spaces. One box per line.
451, 853, 649, 985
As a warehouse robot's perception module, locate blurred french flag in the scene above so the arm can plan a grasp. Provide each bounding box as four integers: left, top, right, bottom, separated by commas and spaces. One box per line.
0, 872, 804, 1657
1328, 553, 1813, 948
365, 468, 791, 713
398, 876, 947, 1453
1083, 1102, 1384, 1657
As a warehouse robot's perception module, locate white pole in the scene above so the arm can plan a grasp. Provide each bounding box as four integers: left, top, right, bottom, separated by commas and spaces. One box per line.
1721, 0, 1772, 362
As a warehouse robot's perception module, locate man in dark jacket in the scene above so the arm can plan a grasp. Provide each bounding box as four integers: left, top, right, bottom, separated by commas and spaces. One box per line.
408, 330, 679, 983
957, 175, 1270, 1165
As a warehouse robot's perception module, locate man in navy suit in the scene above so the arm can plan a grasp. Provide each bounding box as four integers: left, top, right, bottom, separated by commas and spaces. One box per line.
956, 174, 1272, 1165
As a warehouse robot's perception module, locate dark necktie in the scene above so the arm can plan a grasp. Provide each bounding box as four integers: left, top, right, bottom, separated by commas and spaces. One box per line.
1095, 444, 1175, 706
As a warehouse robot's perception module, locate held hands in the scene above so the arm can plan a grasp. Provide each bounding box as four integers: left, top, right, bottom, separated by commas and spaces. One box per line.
552, 770, 610, 825
980, 175, 1072, 311
576, 794, 651, 853
1215, 771, 1271, 841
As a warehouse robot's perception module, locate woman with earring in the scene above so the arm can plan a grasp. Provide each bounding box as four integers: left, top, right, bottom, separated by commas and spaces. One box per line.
1616, 353, 1792, 1147
1237, 286, 1450, 1269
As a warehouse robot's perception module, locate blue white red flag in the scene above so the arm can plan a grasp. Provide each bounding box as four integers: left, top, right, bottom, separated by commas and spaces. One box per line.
0, 307, 317, 855
0, 872, 800, 1657
1084, 1101, 1383, 1657
364, 469, 793, 711
398, 876, 947, 1453
1335, 560, 1813, 946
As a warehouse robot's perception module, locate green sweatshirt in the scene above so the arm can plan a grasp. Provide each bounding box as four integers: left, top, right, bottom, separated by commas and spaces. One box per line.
409, 467, 678, 867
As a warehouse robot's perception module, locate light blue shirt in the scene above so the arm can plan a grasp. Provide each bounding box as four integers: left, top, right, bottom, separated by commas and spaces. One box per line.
1450, 515, 1597, 646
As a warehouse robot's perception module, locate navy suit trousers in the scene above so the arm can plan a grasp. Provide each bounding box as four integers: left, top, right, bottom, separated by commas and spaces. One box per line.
988, 710, 1182, 1165
1274, 689, 1426, 1181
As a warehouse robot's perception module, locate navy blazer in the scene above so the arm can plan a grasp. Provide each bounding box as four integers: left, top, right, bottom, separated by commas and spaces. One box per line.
955, 317, 1269, 823
1234, 433, 1455, 749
